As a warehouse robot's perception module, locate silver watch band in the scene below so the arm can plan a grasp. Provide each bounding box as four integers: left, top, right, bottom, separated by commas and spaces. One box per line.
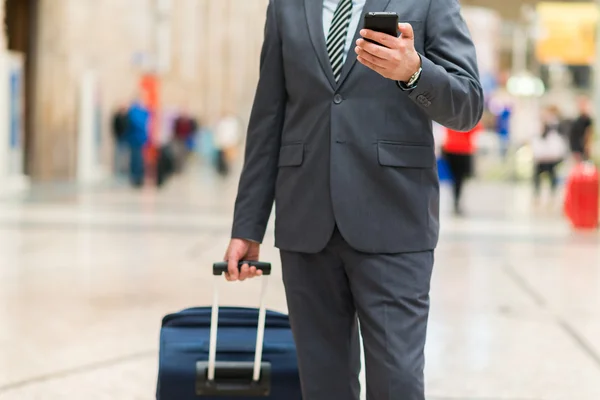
406, 66, 422, 87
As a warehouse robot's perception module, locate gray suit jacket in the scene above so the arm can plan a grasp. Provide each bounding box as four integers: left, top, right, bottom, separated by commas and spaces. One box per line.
232, 0, 483, 254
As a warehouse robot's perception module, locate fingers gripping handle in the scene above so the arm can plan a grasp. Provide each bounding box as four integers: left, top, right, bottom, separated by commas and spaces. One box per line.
213, 261, 272, 276
207, 262, 271, 384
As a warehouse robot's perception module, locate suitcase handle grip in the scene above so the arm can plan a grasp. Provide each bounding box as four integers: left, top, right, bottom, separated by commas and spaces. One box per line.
213, 261, 272, 276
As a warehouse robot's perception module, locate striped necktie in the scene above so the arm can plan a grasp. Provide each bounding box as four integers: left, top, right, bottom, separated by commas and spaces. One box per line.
326, 0, 354, 82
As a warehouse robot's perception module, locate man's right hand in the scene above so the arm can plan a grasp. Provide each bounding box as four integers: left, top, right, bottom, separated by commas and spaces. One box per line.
224, 239, 262, 282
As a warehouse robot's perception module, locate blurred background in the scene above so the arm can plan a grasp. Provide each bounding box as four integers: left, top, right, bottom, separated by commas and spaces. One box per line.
0, 0, 599, 399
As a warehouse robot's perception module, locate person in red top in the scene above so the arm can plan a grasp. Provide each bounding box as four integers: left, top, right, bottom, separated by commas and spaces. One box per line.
442, 122, 483, 215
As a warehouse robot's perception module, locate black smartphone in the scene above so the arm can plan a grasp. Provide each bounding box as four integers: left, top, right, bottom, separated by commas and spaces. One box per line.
363, 12, 398, 46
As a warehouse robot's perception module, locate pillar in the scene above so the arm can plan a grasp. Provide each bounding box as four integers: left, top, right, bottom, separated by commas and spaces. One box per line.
0, 0, 10, 189
29, 0, 76, 180
0, 1, 5, 49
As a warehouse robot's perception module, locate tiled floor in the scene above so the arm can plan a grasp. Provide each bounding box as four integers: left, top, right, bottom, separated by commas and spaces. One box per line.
0, 164, 599, 399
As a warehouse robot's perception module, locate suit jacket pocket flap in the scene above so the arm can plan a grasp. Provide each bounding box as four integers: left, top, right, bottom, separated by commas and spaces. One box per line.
278, 143, 304, 167
378, 142, 434, 169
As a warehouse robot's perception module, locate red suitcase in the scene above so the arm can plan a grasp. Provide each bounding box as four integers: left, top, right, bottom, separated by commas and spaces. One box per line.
564, 162, 599, 229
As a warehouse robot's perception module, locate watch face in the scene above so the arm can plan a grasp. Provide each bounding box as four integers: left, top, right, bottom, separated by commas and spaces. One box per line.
410, 69, 422, 85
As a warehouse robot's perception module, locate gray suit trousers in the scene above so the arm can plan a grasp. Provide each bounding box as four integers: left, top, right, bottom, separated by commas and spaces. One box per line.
281, 228, 434, 400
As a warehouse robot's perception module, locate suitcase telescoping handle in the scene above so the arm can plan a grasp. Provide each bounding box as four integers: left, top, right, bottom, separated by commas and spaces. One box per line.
199, 261, 272, 396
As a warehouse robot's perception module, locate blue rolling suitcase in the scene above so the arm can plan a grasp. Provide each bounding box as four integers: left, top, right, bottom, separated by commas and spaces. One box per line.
156, 262, 302, 399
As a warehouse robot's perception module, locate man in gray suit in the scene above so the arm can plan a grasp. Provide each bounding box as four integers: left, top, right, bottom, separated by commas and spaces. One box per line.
224, 0, 483, 398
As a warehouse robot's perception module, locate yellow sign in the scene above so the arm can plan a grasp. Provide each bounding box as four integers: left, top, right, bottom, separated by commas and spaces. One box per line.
535, 2, 598, 65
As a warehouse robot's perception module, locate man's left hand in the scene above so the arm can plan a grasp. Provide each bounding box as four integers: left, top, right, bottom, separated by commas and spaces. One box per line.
356, 23, 421, 82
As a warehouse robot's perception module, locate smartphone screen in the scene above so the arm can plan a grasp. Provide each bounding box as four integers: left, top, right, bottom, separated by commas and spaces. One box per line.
363, 12, 398, 46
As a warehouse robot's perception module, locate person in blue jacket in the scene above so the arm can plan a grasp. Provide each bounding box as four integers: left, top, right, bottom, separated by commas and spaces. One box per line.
496, 106, 511, 159
126, 100, 150, 187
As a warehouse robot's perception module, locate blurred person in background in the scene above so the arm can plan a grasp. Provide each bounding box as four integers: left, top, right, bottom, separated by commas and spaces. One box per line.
223, 0, 483, 398
531, 105, 567, 202
156, 106, 178, 187
197, 120, 218, 166
214, 112, 242, 176
160, 105, 178, 147
489, 71, 512, 160
569, 97, 593, 162
112, 103, 130, 177
496, 105, 511, 160
172, 106, 199, 173
126, 97, 150, 188
442, 122, 483, 216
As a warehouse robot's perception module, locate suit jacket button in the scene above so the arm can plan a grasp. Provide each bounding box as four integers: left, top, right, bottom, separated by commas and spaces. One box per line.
333, 94, 343, 104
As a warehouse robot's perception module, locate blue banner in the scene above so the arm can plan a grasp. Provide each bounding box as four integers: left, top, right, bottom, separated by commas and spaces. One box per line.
9, 69, 21, 150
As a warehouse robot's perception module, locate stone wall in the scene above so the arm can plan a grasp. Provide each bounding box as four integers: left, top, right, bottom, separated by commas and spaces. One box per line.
28, 0, 268, 180
0, 2, 4, 49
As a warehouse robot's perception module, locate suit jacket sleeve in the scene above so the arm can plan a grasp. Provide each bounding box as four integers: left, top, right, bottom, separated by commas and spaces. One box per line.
407, 0, 484, 132
231, 0, 286, 243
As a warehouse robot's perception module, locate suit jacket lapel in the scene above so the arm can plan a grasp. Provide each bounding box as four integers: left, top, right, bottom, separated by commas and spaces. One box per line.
337, 0, 391, 88
305, 0, 337, 89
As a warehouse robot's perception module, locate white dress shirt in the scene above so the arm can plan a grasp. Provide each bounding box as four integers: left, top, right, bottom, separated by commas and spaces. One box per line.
323, 0, 367, 65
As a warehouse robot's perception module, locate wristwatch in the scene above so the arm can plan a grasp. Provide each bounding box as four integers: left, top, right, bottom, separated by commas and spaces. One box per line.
406, 66, 422, 87
397, 57, 423, 91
